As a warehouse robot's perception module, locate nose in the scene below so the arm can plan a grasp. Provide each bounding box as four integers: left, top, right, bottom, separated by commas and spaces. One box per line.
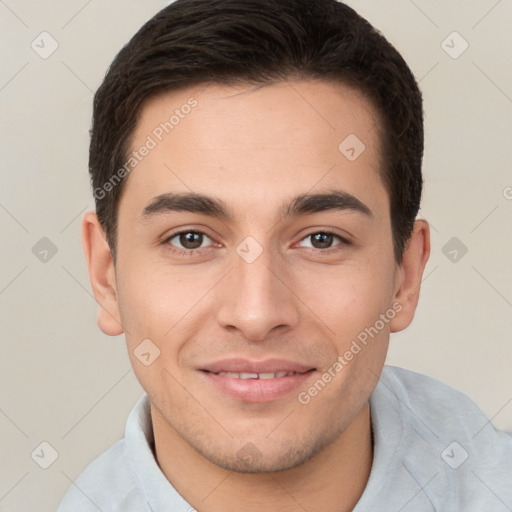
215, 246, 300, 342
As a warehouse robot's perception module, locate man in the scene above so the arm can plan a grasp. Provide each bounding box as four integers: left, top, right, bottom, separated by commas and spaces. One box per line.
56, 0, 512, 510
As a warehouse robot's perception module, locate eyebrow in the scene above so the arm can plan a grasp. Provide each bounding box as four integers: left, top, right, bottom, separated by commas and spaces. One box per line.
140, 189, 373, 221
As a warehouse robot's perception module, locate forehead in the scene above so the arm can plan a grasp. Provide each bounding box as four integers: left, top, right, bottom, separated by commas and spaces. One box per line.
120, 80, 387, 220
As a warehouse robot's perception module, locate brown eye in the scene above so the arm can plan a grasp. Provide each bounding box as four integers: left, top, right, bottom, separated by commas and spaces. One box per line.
310, 233, 334, 249
179, 232, 203, 249
297, 232, 347, 250
167, 231, 212, 251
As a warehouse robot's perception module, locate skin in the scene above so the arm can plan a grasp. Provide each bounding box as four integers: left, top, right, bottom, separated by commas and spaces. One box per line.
83, 80, 430, 512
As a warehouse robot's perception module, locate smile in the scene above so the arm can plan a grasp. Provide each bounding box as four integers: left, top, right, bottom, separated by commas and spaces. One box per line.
200, 363, 316, 402
210, 371, 303, 379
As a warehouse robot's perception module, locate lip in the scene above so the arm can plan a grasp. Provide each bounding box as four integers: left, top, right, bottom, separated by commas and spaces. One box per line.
201, 357, 315, 374
199, 358, 316, 403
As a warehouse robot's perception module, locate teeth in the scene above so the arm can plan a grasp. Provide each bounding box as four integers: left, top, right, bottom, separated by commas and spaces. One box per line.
215, 371, 298, 379
239, 372, 259, 380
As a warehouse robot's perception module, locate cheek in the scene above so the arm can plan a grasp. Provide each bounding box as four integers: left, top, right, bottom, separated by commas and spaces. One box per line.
116, 261, 206, 337
295, 260, 395, 339
115, 261, 220, 388
116, 269, 189, 393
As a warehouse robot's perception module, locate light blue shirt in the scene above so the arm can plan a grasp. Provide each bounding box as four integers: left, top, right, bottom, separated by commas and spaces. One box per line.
56, 366, 512, 511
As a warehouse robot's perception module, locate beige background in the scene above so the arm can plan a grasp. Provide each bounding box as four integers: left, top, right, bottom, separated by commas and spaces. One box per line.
0, 0, 511, 510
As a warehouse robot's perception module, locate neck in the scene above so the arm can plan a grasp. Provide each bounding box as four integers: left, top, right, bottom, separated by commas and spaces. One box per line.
152, 402, 373, 512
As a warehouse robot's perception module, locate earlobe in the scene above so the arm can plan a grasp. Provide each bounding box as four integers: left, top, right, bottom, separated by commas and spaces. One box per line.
390, 219, 431, 333
81, 211, 124, 336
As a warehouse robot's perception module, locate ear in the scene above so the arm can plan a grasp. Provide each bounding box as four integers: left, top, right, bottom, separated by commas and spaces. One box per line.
81, 211, 124, 336
390, 219, 431, 333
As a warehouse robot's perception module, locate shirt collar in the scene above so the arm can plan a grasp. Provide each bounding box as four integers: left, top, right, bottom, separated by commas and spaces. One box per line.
125, 367, 404, 511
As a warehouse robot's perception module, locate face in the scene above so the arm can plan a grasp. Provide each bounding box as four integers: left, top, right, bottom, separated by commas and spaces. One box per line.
109, 80, 404, 472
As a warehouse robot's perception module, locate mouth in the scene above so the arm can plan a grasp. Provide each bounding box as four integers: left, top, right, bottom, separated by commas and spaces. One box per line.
207, 370, 307, 379
199, 359, 317, 402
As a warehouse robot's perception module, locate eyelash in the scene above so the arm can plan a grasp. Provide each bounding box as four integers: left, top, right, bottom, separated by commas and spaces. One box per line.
163, 229, 351, 257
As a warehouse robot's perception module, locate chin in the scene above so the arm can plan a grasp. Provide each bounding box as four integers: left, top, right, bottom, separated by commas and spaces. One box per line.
194, 432, 333, 474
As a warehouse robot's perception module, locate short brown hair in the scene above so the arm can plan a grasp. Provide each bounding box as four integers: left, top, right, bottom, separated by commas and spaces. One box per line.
90, 0, 423, 262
